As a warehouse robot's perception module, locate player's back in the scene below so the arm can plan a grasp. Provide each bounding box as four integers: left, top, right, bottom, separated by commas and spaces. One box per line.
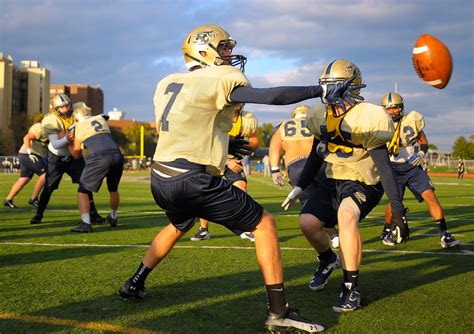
279, 117, 314, 166
75, 115, 119, 155
153, 65, 249, 173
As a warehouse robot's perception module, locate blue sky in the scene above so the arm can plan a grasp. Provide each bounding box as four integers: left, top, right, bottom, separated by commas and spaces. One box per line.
1, 0, 473, 151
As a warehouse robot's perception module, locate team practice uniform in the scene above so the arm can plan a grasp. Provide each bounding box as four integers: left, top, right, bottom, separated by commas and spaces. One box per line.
302, 102, 395, 227
151, 65, 263, 235
18, 123, 48, 178
74, 115, 124, 194
387, 111, 433, 201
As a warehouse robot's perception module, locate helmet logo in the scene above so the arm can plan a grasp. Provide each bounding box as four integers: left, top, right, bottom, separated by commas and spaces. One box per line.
193, 31, 216, 45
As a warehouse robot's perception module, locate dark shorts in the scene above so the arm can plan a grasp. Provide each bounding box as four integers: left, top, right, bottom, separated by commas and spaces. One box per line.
301, 178, 384, 228
287, 159, 326, 206
150, 168, 263, 234
392, 163, 434, 202
19, 153, 46, 178
80, 152, 124, 192
46, 151, 85, 190
223, 161, 247, 184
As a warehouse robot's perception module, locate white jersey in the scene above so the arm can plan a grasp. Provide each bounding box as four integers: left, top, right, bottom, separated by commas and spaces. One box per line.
390, 111, 425, 163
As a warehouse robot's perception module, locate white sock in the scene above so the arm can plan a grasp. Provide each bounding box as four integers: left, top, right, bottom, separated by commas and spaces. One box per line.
110, 210, 118, 219
81, 213, 91, 224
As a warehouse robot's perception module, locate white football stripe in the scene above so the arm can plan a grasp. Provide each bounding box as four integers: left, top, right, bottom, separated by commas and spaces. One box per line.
427, 79, 443, 85
413, 45, 429, 54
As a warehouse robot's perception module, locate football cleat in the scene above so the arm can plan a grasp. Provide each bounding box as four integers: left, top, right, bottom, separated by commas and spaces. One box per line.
333, 284, 361, 313
265, 307, 324, 333
106, 214, 118, 228
28, 198, 39, 208
309, 253, 339, 291
240, 232, 255, 242
71, 222, 92, 233
382, 230, 395, 246
4, 199, 18, 209
118, 278, 146, 300
440, 232, 460, 248
30, 213, 43, 224
90, 210, 105, 225
190, 227, 210, 241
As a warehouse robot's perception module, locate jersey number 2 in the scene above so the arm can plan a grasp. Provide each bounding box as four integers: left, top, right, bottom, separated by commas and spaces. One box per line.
161, 83, 183, 131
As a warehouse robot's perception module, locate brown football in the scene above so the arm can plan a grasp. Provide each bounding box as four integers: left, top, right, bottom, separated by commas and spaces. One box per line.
412, 34, 453, 89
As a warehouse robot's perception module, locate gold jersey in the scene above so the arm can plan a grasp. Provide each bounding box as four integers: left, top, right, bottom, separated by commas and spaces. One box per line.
19, 123, 48, 157
75, 115, 111, 143
390, 110, 425, 163
306, 102, 394, 185
228, 111, 257, 138
153, 65, 250, 174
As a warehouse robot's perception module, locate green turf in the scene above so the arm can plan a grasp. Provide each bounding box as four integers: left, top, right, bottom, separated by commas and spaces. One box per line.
0, 172, 473, 333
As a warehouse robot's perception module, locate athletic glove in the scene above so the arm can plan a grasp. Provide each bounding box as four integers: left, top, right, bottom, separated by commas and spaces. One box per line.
26, 149, 38, 163
321, 74, 366, 113
271, 168, 284, 187
281, 186, 302, 211
408, 151, 425, 167
391, 209, 409, 244
228, 138, 252, 160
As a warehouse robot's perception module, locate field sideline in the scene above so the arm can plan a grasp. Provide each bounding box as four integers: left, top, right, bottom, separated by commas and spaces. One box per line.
0, 171, 473, 333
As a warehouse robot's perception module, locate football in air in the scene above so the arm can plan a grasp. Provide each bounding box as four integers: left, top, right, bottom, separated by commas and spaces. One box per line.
412, 34, 453, 89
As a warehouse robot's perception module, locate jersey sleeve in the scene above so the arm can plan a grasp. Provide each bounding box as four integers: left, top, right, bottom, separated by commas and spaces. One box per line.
240, 111, 258, 137
41, 114, 63, 135
361, 106, 395, 150
405, 110, 425, 132
29, 123, 43, 138
215, 66, 250, 110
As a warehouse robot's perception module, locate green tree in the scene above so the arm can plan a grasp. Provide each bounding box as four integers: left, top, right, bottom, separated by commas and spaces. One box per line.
256, 123, 275, 147
428, 143, 438, 151
452, 136, 474, 159
123, 123, 158, 157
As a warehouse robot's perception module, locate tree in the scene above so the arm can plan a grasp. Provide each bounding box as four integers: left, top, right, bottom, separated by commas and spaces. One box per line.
428, 143, 438, 151
256, 123, 275, 147
451, 135, 474, 159
123, 123, 158, 157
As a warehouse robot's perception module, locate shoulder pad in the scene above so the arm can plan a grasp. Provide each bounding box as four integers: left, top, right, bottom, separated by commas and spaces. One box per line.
240, 111, 258, 137
41, 114, 63, 135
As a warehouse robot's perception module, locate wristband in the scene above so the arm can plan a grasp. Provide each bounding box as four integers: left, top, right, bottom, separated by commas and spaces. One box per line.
271, 167, 280, 174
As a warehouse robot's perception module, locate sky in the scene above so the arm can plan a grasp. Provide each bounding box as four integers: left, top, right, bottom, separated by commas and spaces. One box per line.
1, 0, 473, 151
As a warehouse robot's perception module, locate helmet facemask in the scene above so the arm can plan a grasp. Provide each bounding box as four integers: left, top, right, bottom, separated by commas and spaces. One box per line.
381, 92, 404, 122
51, 94, 73, 117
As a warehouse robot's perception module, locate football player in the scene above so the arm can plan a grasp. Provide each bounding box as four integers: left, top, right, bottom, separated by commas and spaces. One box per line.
269, 104, 339, 249
69, 102, 124, 233
282, 59, 408, 312
190, 103, 259, 242
4, 120, 48, 209
118, 24, 363, 333
380, 92, 460, 248
30, 94, 104, 225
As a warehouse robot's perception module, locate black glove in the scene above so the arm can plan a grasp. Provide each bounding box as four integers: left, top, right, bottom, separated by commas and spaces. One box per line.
228, 138, 252, 160
391, 209, 409, 244
323, 74, 366, 112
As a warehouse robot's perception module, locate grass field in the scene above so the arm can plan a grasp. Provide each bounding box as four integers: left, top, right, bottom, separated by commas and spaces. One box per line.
0, 171, 473, 333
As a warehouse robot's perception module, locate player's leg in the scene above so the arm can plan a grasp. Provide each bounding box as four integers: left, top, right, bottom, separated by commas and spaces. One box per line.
105, 153, 124, 228
29, 173, 45, 207
421, 189, 460, 248
4, 176, 31, 208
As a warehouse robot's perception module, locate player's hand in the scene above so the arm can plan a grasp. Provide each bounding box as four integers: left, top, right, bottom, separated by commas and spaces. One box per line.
271, 168, 284, 187
26, 149, 38, 163
322, 74, 366, 112
408, 152, 425, 167
228, 138, 252, 160
391, 209, 409, 244
227, 159, 243, 173
281, 186, 302, 210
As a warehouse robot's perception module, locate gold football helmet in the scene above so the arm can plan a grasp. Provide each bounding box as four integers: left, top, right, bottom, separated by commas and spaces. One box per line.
51, 93, 72, 116
291, 104, 309, 119
72, 102, 92, 122
319, 59, 363, 102
182, 24, 247, 72
381, 92, 404, 121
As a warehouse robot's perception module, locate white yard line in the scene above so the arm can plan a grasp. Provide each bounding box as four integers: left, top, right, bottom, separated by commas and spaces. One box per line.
1, 241, 472, 256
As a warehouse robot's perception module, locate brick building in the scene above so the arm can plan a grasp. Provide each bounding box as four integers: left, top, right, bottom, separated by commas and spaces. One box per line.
50, 84, 103, 115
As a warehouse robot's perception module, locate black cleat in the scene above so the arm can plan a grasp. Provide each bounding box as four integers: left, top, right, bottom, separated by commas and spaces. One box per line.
71, 222, 92, 233
30, 214, 43, 224
28, 198, 39, 208
118, 278, 146, 300
309, 253, 339, 291
332, 284, 361, 313
440, 232, 461, 248
4, 199, 18, 209
107, 214, 118, 228
90, 211, 105, 224
265, 307, 324, 333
